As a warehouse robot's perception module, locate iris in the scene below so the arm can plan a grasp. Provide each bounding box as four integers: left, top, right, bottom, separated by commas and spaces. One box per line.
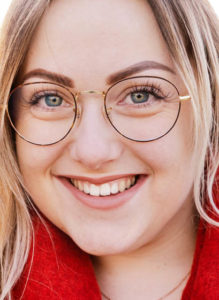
45, 95, 62, 106
131, 91, 149, 103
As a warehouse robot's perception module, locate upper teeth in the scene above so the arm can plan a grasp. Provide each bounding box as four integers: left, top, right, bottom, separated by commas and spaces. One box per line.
70, 176, 136, 196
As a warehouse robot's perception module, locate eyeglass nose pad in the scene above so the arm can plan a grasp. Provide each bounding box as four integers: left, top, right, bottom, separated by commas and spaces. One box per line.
106, 106, 113, 115
74, 93, 80, 119
76, 111, 81, 119
73, 106, 81, 119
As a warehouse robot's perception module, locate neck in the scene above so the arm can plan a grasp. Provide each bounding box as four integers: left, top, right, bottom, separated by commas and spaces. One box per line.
92, 215, 197, 300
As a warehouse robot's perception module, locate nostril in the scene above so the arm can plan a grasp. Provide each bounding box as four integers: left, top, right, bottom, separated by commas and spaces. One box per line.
66, 103, 124, 169
67, 131, 124, 170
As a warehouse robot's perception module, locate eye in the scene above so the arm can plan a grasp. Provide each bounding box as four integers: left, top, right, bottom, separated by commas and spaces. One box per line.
45, 95, 63, 107
130, 91, 149, 103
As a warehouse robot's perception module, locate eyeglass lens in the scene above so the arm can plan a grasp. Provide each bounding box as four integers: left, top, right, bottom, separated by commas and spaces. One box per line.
8, 77, 180, 145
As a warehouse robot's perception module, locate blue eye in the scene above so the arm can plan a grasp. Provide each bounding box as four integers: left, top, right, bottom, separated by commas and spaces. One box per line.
131, 91, 149, 103
45, 95, 63, 106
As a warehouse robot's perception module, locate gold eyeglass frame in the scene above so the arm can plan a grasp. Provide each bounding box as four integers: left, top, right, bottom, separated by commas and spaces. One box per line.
1, 76, 191, 146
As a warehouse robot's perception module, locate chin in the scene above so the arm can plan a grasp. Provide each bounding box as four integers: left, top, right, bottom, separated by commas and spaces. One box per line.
64, 223, 144, 256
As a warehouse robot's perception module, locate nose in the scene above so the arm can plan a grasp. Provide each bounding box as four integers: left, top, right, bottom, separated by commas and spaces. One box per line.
67, 101, 124, 170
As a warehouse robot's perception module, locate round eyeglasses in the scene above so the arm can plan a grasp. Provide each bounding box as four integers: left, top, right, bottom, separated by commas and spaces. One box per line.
6, 76, 190, 145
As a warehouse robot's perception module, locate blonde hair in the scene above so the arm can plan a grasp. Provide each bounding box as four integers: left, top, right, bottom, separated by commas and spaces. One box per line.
147, 0, 219, 221
0, 0, 218, 298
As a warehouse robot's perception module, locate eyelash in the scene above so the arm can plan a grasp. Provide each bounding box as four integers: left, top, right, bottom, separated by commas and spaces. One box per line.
26, 82, 169, 108
29, 90, 61, 105
132, 85, 166, 97
119, 84, 169, 106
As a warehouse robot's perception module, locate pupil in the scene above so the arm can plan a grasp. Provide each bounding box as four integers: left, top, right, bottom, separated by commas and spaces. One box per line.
45, 95, 62, 106
131, 92, 149, 103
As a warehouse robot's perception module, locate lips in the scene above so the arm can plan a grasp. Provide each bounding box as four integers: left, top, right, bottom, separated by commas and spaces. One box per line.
69, 175, 136, 196
57, 174, 146, 210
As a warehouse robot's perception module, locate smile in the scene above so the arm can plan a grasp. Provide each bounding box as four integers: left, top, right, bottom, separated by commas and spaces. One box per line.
58, 174, 146, 210
69, 176, 136, 196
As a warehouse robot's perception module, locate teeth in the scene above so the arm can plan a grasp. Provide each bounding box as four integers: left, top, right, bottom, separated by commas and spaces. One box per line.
90, 184, 100, 196
126, 178, 131, 189
78, 181, 83, 191
84, 183, 90, 194
70, 176, 137, 196
100, 183, 111, 196
111, 183, 119, 194
119, 180, 126, 192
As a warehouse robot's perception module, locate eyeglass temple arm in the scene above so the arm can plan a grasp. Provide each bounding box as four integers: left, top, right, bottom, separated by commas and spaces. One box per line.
76, 91, 191, 101
0, 94, 191, 110
179, 95, 191, 101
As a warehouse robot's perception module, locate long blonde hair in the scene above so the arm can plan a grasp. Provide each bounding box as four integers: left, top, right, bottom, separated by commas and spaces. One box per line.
0, 0, 218, 298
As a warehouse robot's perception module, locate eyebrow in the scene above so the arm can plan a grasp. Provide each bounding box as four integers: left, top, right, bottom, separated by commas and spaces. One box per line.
21, 60, 175, 88
107, 60, 175, 85
22, 68, 74, 87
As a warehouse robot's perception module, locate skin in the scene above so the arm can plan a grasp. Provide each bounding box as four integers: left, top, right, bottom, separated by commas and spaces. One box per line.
16, 0, 197, 298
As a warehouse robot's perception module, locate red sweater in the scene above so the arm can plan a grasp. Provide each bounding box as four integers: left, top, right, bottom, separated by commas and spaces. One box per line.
12, 216, 219, 300
13, 175, 219, 299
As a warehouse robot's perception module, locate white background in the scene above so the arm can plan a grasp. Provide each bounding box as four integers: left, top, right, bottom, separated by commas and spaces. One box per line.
0, 0, 218, 27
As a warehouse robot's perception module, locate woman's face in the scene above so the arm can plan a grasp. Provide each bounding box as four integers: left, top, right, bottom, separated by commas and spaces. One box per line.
16, 0, 195, 255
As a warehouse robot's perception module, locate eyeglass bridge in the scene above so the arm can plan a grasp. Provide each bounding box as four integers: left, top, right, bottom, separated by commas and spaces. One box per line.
75, 90, 106, 100
5, 76, 192, 146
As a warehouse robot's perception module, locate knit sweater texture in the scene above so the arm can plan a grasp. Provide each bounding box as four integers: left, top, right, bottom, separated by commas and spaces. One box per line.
13, 173, 219, 299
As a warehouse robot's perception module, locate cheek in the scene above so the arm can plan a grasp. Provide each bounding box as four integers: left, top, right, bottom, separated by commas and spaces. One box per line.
16, 138, 66, 228
16, 138, 61, 181
131, 137, 192, 175
129, 104, 195, 183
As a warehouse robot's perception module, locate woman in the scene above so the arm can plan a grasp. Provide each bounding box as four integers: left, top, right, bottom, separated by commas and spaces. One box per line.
0, 0, 218, 299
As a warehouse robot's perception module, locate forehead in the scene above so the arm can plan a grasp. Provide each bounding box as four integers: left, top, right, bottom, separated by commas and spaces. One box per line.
21, 0, 175, 88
